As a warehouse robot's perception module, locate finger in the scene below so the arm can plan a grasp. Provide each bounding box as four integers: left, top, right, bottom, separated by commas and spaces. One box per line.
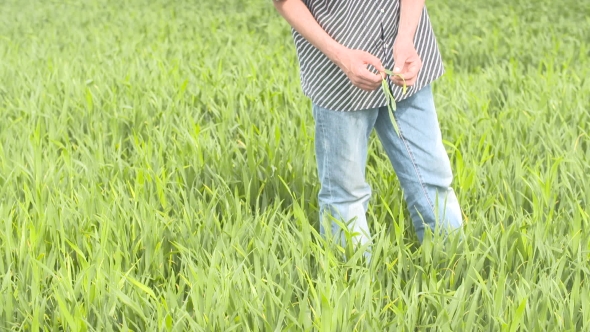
395, 76, 417, 86
356, 79, 381, 91
363, 85, 381, 91
391, 78, 406, 87
355, 83, 379, 91
357, 70, 383, 85
403, 56, 422, 79
393, 78, 416, 87
391, 65, 417, 85
390, 72, 407, 85
362, 52, 385, 73
392, 57, 406, 75
353, 78, 381, 91
391, 75, 416, 87
403, 64, 420, 81
404, 77, 417, 86
353, 80, 377, 91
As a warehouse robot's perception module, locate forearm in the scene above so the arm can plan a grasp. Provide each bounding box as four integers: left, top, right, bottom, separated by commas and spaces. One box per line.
397, 0, 425, 44
273, 0, 345, 65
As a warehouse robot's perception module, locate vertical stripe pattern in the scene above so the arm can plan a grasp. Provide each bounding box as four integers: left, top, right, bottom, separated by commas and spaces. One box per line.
288, 0, 444, 112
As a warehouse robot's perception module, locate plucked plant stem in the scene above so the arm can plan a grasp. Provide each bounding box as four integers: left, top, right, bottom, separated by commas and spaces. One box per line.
381, 69, 407, 137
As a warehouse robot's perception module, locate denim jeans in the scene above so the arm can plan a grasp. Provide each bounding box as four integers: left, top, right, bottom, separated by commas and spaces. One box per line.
313, 85, 462, 252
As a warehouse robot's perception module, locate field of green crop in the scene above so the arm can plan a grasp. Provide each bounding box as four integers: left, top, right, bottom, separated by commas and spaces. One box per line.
1, 0, 589, 330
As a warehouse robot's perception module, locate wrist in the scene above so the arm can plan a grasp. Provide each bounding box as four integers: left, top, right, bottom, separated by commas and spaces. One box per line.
394, 34, 414, 46
325, 42, 347, 67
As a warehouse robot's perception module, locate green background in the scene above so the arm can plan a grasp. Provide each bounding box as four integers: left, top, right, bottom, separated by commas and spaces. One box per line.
0, 0, 589, 330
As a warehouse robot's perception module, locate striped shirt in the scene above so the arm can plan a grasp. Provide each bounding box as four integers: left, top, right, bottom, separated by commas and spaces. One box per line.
281, 0, 444, 111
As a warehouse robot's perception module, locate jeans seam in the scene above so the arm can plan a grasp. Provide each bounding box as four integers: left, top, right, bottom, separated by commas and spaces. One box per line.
394, 112, 436, 217
318, 107, 333, 216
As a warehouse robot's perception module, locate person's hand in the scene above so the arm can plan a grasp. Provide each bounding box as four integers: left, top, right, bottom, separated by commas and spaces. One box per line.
334, 48, 384, 91
391, 38, 422, 87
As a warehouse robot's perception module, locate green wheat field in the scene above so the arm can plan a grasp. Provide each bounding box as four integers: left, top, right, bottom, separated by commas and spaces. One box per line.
1, 0, 589, 330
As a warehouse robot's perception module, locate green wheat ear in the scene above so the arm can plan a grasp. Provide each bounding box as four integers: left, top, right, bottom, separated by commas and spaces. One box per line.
381, 70, 407, 137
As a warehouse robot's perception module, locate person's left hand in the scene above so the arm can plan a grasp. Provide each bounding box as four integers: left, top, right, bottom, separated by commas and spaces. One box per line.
391, 38, 422, 87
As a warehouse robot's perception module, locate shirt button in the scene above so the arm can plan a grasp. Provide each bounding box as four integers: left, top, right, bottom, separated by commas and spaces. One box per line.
380, 8, 385, 13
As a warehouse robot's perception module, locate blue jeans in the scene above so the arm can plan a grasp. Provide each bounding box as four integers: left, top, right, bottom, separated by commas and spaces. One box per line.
313, 85, 462, 251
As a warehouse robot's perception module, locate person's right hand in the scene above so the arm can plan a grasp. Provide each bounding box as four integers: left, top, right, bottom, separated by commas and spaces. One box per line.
334, 48, 384, 91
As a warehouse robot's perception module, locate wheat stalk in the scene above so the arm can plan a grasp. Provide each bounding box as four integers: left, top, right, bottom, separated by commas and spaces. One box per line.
381, 69, 407, 136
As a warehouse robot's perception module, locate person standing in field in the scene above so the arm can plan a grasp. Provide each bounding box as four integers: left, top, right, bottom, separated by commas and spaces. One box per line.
272, 0, 463, 253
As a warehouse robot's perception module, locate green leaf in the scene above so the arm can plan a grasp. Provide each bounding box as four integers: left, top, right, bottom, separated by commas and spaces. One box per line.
382, 69, 408, 95
509, 298, 527, 332
382, 78, 400, 136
